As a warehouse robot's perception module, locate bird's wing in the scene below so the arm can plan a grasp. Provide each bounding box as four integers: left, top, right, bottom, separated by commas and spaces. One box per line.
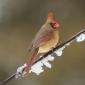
32, 25, 54, 49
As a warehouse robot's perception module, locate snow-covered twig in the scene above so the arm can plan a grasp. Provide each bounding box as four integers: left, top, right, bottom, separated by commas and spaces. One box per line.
16, 29, 85, 77
0, 29, 85, 85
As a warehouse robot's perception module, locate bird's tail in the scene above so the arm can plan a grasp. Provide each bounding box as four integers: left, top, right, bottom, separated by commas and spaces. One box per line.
22, 48, 39, 76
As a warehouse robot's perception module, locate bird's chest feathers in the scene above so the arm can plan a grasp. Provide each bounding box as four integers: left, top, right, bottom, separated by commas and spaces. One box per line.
38, 30, 59, 53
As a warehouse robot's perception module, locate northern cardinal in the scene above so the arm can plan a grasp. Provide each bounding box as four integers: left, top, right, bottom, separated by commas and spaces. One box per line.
22, 12, 60, 76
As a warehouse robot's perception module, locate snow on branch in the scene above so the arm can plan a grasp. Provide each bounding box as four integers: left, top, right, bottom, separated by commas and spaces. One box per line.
0, 29, 85, 85
16, 29, 85, 78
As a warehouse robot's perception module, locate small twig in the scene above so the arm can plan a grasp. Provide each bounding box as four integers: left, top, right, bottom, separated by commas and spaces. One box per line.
0, 73, 16, 85
0, 28, 85, 85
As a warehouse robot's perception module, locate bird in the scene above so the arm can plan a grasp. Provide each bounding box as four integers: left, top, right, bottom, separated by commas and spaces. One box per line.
22, 12, 60, 76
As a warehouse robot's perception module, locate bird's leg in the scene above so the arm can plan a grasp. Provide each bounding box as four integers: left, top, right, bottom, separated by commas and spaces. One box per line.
57, 41, 61, 46
50, 47, 55, 57
51, 47, 55, 52
22, 48, 39, 76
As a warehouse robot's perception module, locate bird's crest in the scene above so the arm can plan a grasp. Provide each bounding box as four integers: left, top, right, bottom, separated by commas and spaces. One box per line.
46, 12, 55, 23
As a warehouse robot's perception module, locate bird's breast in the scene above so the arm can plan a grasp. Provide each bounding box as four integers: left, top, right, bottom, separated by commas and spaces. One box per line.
38, 31, 59, 53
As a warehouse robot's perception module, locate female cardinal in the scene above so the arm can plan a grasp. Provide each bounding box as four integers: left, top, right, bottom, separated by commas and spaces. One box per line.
22, 12, 60, 76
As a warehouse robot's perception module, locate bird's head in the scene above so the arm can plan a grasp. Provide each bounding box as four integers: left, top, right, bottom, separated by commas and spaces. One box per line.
46, 12, 60, 29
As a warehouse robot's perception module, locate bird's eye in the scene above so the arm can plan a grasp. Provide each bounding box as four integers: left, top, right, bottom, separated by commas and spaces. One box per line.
50, 23, 59, 29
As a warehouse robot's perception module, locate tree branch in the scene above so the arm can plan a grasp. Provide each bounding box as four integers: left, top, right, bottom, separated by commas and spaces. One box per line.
0, 28, 85, 85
